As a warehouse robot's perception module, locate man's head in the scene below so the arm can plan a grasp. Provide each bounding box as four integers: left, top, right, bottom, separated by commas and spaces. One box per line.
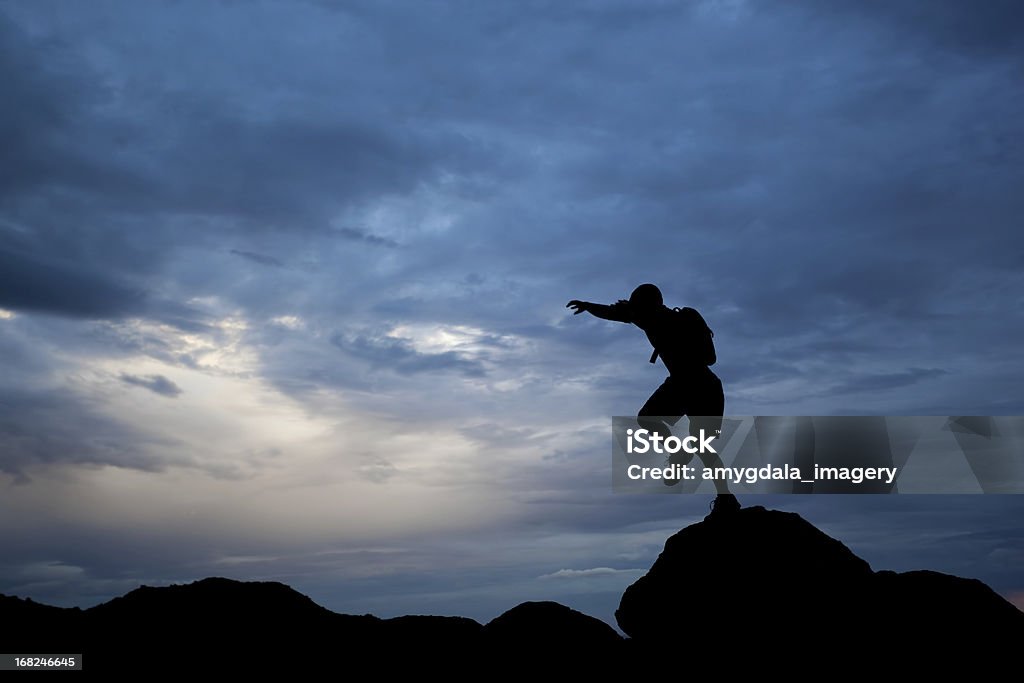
629, 283, 663, 311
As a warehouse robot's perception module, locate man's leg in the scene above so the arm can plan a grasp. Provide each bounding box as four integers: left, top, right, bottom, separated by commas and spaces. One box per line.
637, 377, 684, 448
638, 378, 691, 485
690, 371, 739, 512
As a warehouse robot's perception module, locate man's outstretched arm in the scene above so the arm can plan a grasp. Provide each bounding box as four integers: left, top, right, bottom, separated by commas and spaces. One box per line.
566, 299, 633, 323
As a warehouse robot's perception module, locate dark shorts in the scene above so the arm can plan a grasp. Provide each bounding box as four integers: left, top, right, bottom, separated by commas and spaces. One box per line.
638, 370, 724, 435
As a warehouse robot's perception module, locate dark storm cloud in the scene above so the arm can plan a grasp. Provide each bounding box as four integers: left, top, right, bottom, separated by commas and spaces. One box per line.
0, 247, 147, 318
0, 12, 113, 199
0, 387, 185, 483
815, 0, 1024, 61
0, 243, 212, 334
0, 5, 468, 222
118, 373, 183, 398
137, 113, 464, 223
0, 4, 488, 322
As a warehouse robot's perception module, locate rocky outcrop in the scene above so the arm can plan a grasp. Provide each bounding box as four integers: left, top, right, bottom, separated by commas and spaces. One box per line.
616, 505, 1023, 663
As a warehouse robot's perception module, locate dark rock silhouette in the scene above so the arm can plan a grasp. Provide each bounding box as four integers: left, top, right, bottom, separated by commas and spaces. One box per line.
484, 600, 622, 648
617, 505, 1023, 667
617, 505, 875, 639
3, 508, 1021, 674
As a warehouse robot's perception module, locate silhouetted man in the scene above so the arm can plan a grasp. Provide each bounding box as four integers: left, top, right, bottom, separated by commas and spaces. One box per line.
567, 283, 739, 515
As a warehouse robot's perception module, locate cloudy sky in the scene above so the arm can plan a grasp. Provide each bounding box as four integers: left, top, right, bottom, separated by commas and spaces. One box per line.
2, 0, 1023, 626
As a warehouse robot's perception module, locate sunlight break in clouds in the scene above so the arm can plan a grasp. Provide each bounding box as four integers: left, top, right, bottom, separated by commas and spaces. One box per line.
2, 307, 527, 551
387, 323, 522, 358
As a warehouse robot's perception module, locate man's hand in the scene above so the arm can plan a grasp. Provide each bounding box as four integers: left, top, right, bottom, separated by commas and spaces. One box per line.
566, 300, 589, 315
567, 299, 633, 323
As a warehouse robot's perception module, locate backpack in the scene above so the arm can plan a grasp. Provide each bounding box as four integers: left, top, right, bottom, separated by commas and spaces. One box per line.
648, 306, 716, 367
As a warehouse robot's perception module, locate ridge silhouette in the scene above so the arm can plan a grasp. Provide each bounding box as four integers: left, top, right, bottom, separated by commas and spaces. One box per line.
3, 508, 1020, 674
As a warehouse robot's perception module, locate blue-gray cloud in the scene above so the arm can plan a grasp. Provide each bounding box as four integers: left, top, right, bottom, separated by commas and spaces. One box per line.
334, 226, 399, 249
0, 387, 186, 483
230, 250, 284, 268
118, 373, 183, 398
330, 332, 486, 377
